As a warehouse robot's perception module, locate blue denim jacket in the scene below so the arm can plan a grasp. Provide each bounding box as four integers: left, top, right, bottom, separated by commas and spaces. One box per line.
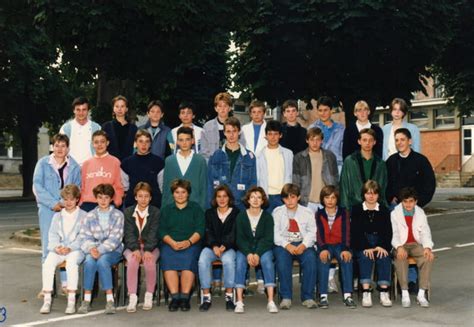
208, 144, 257, 209
309, 120, 345, 168
33, 155, 81, 209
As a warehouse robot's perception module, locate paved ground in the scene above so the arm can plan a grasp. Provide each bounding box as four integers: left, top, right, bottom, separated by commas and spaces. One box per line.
0, 189, 473, 326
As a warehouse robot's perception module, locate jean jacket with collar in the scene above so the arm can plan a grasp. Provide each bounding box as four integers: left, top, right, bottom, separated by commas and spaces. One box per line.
208, 144, 256, 209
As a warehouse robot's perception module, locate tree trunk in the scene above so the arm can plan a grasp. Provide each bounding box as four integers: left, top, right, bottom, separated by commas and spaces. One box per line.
18, 101, 39, 198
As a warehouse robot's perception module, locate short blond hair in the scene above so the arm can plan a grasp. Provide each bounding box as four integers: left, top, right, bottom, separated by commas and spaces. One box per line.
214, 92, 233, 107
60, 184, 81, 200
354, 100, 370, 114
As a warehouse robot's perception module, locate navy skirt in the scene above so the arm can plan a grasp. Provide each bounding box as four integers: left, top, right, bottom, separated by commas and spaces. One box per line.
160, 243, 201, 273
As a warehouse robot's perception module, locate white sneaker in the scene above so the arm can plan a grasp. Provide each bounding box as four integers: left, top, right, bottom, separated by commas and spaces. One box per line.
257, 280, 265, 294
380, 292, 392, 307
417, 295, 430, 308
328, 278, 338, 293
402, 294, 411, 308
127, 294, 138, 313
362, 292, 372, 307
40, 301, 51, 314
65, 301, 76, 314
267, 301, 279, 313
279, 299, 291, 310
143, 292, 153, 311
234, 301, 245, 313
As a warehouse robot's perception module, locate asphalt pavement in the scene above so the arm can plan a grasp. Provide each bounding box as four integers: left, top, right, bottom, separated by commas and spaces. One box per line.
0, 189, 473, 326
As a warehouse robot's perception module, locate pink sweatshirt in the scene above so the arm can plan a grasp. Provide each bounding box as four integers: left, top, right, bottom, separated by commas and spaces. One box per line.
80, 154, 124, 206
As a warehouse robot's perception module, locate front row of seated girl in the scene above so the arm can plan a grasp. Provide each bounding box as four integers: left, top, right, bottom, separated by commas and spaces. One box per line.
40, 179, 435, 315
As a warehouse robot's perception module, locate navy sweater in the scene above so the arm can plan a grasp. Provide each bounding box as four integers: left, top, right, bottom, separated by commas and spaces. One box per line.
121, 152, 165, 208
102, 120, 137, 161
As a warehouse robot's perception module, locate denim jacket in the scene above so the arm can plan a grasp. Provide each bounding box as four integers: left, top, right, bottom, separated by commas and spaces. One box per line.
33, 155, 81, 210
79, 207, 124, 254
47, 208, 87, 252
256, 145, 293, 195
139, 120, 171, 160
208, 144, 256, 209
309, 119, 345, 168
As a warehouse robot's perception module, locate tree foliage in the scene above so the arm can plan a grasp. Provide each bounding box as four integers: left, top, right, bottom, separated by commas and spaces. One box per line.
0, 0, 77, 196
434, 0, 474, 116
231, 0, 459, 117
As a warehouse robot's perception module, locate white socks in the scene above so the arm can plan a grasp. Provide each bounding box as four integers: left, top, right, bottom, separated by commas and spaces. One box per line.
418, 289, 425, 298
84, 293, 92, 302
344, 293, 351, 300
44, 293, 52, 303
106, 293, 114, 302
402, 290, 409, 298
67, 293, 75, 303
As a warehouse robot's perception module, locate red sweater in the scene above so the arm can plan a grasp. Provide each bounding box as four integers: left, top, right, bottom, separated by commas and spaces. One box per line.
316, 207, 350, 251
80, 154, 124, 206
404, 215, 417, 244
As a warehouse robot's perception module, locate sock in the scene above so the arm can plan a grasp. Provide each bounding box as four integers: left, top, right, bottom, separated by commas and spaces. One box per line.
225, 292, 233, 301
106, 293, 114, 302
402, 290, 409, 298
44, 293, 52, 302
329, 268, 336, 280
180, 293, 190, 300
61, 281, 68, 288
418, 289, 425, 298
257, 279, 264, 284
145, 292, 153, 298
202, 293, 211, 303
171, 293, 179, 300
129, 293, 137, 300
67, 293, 76, 302
320, 294, 328, 299
84, 293, 92, 302
344, 293, 351, 300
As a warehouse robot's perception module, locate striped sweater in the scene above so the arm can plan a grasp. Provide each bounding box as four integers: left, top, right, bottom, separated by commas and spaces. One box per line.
79, 206, 124, 254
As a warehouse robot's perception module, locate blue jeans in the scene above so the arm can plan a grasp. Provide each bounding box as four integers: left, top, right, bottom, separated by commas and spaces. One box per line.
274, 244, 317, 301
235, 250, 275, 288
319, 244, 353, 294
83, 251, 122, 291
266, 194, 283, 213
355, 234, 391, 286
198, 247, 236, 289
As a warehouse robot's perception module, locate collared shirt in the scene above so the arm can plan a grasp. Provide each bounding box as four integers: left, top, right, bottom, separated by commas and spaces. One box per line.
362, 202, 380, 211
176, 150, 194, 175
69, 119, 93, 165
356, 121, 371, 132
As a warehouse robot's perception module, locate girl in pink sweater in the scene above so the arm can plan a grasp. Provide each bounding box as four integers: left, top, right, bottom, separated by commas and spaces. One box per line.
80, 130, 124, 211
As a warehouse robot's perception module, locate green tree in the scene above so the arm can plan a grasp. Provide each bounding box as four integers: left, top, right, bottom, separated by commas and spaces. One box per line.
0, 0, 76, 197
231, 0, 458, 117
434, 0, 474, 116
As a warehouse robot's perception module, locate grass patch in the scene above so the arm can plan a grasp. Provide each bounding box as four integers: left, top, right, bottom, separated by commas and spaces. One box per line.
0, 173, 22, 189
23, 228, 40, 237
448, 195, 474, 202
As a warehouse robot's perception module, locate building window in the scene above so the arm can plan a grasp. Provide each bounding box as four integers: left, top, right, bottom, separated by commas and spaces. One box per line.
409, 110, 429, 129
383, 113, 393, 124
435, 108, 455, 128
464, 129, 472, 156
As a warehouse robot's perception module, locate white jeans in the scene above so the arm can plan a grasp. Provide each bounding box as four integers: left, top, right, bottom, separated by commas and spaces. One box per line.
42, 250, 84, 292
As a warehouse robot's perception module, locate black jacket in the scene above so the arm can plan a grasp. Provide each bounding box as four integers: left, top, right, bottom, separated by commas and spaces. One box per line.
350, 203, 392, 252
386, 150, 436, 207
102, 120, 138, 161
123, 205, 160, 252
204, 207, 239, 250
342, 122, 383, 159
281, 123, 308, 155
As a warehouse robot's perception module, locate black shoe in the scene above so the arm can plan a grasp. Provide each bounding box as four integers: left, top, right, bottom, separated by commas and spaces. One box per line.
344, 296, 357, 309
168, 298, 180, 312
199, 301, 212, 312
180, 298, 191, 311
225, 300, 235, 311
408, 282, 418, 295
318, 297, 329, 309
